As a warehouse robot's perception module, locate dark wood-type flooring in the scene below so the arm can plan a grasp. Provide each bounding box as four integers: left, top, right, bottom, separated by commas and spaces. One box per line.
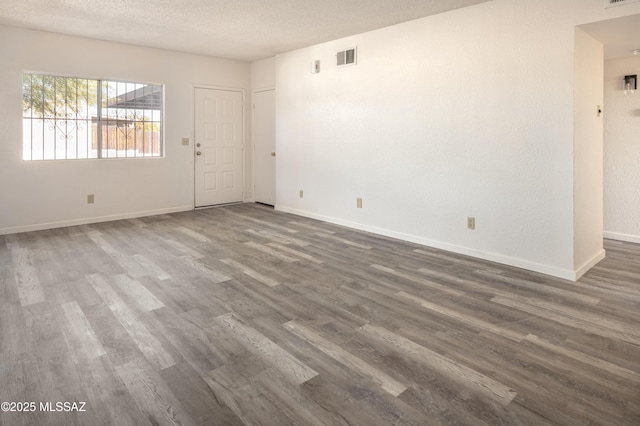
0, 203, 638, 425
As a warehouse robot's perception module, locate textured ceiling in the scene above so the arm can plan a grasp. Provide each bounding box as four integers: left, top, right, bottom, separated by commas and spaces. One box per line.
580, 14, 640, 59
0, 0, 492, 62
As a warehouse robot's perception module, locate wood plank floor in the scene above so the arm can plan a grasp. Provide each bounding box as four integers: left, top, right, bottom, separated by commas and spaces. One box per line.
0, 203, 638, 425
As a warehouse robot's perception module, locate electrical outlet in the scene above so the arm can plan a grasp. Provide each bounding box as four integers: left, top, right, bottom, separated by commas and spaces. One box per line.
299, 190, 304, 198
357, 198, 363, 208
467, 217, 475, 230
182, 137, 190, 146
87, 194, 95, 204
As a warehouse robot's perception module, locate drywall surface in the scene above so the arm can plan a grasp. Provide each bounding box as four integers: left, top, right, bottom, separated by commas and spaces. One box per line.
251, 57, 276, 90
604, 55, 640, 243
0, 25, 250, 234
275, 0, 640, 279
573, 28, 605, 278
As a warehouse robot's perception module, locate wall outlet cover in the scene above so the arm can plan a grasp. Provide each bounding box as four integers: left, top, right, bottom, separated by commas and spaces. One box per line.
467, 217, 475, 230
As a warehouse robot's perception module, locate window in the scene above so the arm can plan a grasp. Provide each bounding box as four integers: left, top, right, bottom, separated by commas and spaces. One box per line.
22, 73, 163, 160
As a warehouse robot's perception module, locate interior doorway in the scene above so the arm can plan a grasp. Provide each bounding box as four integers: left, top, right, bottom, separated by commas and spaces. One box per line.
253, 89, 276, 206
579, 14, 640, 245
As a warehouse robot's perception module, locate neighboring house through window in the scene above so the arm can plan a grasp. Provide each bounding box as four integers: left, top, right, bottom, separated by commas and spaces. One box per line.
22, 73, 163, 161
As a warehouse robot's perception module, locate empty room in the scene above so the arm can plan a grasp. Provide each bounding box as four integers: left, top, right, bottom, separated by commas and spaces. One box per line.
1, 0, 639, 425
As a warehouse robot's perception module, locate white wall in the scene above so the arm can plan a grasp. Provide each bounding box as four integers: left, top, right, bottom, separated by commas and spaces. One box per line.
251, 57, 276, 90
275, 0, 640, 280
604, 55, 640, 243
0, 25, 250, 234
573, 28, 605, 278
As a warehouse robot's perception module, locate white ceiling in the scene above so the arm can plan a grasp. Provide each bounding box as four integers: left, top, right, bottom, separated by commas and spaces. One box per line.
580, 14, 640, 59
1, 1, 638, 62
0, 0, 492, 62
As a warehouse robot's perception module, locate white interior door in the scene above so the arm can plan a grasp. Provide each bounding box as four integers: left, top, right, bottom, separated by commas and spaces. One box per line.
253, 89, 276, 205
194, 88, 244, 207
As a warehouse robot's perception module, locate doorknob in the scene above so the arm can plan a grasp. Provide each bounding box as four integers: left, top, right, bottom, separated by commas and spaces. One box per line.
196, 151, 202, 156
271, 152, 276, 157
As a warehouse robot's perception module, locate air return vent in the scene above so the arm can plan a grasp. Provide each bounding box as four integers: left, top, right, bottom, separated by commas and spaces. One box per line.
604, 0, 640, 8
336, 47, 357, 67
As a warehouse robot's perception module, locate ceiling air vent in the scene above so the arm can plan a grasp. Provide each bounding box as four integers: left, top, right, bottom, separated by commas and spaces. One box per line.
336, 47, 357, 67
604, 0, 640, 8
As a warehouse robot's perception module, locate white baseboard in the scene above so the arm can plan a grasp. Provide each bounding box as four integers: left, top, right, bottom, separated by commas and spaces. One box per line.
0, 205, 193, 236
604, 231, 640, 244
574, 249, 606, 280
275, 205, 579, 281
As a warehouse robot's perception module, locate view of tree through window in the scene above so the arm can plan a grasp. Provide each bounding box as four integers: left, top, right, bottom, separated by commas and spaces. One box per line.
22, 73, 163, 160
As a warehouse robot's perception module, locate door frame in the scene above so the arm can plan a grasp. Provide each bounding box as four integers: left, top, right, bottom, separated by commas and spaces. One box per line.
252, 87, 276, 206
192, 84, 246, 208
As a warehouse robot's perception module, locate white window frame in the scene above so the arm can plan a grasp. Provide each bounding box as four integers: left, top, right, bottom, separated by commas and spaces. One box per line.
22, 72, 164, 161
